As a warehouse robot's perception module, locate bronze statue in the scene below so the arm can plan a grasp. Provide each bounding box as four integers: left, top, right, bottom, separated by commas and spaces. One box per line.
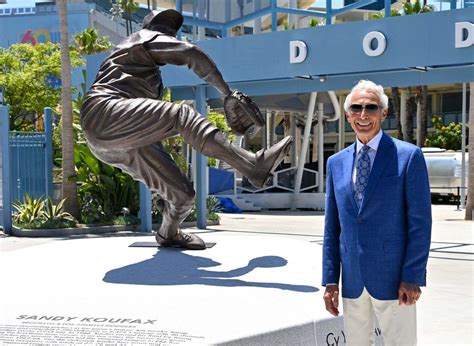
80, 9, 293, 250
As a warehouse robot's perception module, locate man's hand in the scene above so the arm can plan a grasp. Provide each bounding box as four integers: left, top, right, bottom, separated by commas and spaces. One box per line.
323, 284, 340, 316
398, 282, 421, 305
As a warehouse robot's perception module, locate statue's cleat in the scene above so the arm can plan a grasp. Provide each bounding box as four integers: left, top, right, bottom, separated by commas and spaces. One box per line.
248, 136, 293, 189
156, 230, 206, 250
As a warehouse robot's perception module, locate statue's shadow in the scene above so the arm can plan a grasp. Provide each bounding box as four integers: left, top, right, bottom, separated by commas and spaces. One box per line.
103, 249, 318, 292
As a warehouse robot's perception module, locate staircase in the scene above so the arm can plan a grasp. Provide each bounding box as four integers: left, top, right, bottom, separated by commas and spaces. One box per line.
232, 196, 262, 211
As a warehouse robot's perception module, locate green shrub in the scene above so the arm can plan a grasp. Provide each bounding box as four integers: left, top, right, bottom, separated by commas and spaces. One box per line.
16, 218, 77, 229
12, 195, 45, 224
184, 196, 222, 222
13, 195, 77, 229
206, 195, 223, 214
207, 111, 235, 167
424, 115, 465, 150
152, 196, 221, 223
112, 214, 140, 226
42, 197, 73, 221
74, 144, 139, 224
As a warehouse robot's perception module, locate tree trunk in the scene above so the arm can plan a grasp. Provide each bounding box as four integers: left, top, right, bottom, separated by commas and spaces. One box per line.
391, 87, 402, 139
420, 85, 428, 146
125, 16, 130, 36
466, 82, 474, 220
58, 0, 79, 218
415, 85, 428, 147
405, 87, 416, 144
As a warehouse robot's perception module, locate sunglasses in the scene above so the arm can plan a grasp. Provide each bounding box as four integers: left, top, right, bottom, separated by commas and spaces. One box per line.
349, 104, 381, 114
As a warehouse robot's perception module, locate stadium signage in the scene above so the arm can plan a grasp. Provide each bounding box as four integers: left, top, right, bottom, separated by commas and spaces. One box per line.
289, 21, 473, 63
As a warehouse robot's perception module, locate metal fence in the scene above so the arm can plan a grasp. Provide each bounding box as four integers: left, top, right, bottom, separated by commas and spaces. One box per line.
0, 106, 53, 233
10, 130, 52, 203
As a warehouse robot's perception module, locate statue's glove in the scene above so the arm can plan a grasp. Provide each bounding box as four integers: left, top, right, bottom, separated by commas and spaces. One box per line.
223, 90, 264, 135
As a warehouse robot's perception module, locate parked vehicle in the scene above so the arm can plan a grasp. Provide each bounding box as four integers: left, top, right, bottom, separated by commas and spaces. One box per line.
422, 148, 469, 201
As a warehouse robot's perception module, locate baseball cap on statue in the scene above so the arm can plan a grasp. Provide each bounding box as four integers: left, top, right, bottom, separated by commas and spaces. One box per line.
142, 9, 184, 32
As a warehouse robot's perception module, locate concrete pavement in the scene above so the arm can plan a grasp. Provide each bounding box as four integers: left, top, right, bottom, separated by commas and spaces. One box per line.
0, 204, 472, 345
205, 205, 473, 346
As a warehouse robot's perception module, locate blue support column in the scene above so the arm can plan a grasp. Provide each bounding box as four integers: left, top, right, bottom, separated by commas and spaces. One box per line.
44, 107, 53, 199
222, 0, 231, 38
384, 0, 391, 17
326, 0, 332, 25
139, 182, 152, 232
271, 0, 277, 31
195, 86, 207, 229
0, 105, 12, 234
176, 0, 183, 40
450, 0, 457, 9
176, 0, 182, 12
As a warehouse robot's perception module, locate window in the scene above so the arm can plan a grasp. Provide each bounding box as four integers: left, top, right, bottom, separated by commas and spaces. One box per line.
441, 92, 470, 114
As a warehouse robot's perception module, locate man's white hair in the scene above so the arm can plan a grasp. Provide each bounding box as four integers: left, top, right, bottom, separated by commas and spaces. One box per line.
343, 80, 389, 112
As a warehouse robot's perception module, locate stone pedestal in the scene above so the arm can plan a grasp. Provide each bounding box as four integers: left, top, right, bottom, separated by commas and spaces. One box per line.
0, 233, 382, 345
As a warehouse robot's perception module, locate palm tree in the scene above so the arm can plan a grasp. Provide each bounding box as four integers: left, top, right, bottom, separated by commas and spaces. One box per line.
401, 1, 434, 145
371, 1, 434, 144
58, 0, 79, 217
405, 87, 416, 144
73, 28, 112, 123
402, 0, 434, 14
369, 9, 400, 19
391, 87, 403, 139
117, 0, 139, 36
466, 82, 474, 220
73, 28, 112, 56
416, 85, 428, 145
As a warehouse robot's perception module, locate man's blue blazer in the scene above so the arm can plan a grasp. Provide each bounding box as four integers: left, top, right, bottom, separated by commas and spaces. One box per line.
322, 132, 432, 300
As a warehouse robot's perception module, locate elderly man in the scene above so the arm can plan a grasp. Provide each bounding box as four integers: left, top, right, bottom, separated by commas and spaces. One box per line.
80, 9, 292, 250
322, 80, 432, 345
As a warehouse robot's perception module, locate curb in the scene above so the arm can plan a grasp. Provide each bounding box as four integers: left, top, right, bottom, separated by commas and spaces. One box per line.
10, 220, 220, 238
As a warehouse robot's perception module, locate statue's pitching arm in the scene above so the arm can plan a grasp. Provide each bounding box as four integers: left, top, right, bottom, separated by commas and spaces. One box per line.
145, 38, 231, 96
145, 38, 264, 134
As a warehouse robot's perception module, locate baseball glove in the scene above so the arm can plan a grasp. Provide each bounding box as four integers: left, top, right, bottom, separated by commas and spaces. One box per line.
223, 90, 264, 135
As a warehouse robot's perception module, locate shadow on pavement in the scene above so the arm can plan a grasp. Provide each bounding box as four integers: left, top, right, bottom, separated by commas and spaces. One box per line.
103, 249, 318, 292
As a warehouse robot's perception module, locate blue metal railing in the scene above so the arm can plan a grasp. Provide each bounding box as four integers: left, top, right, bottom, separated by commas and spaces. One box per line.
0, 107, 53, 234
465, 0, 474, 7
177, 0, 378, 38
175, 0, 468, 40
0, 105, 12, 233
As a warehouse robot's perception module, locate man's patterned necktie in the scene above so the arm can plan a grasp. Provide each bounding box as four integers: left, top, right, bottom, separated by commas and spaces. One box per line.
354, 145, 371, 207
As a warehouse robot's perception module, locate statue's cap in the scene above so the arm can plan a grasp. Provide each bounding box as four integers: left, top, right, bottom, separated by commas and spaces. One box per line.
142, 9, 184, 31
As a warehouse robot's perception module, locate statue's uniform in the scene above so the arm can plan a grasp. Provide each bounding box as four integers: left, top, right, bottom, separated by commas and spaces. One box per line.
81, 9, 292, 250
81, 29, 231, 234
